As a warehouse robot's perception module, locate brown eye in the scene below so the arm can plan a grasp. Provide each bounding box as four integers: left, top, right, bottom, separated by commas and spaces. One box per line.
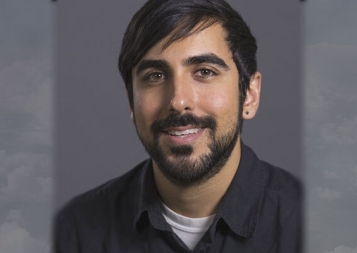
195, 68, 218, 78
201, 69, 212, 76
144, 72, 166, 82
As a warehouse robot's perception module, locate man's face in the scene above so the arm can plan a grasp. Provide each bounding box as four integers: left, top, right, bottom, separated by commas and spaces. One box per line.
131, 23, 241, 185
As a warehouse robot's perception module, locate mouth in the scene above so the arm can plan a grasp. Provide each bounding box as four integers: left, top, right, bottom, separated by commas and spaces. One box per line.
165, 127, 202, 137
161, 126, 205, 144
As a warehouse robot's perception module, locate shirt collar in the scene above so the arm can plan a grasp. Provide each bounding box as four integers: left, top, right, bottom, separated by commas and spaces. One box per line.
133, 159, 169, 232
133, 142, 266, 237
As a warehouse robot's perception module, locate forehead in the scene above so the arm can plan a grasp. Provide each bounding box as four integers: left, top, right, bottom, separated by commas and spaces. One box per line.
135, 23, 233, 66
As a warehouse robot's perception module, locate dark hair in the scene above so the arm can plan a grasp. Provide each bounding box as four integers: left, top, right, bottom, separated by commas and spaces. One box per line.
118, 0, 257, 109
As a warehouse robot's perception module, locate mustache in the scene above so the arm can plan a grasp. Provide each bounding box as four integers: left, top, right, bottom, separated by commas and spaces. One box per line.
151, 114, 217, 135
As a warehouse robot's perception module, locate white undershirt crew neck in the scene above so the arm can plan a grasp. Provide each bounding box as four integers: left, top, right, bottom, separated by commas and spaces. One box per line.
161, 202, 216, 251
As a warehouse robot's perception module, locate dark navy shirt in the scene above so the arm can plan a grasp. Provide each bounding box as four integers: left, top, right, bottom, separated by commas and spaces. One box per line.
54, 143, 302, 252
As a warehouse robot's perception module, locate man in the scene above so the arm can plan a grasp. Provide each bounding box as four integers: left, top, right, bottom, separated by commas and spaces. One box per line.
55, 0, 302, 252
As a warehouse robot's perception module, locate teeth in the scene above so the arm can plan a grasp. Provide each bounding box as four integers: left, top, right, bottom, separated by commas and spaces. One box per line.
168, 128, 201, 136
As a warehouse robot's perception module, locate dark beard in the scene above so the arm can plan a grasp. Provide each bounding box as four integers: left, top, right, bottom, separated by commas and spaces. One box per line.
137, 113, 241, 186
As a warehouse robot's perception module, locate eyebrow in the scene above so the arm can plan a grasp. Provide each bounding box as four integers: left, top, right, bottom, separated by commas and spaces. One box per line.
135, 53, 230, 76
183, 53, 230, 70
135, 60, 170, 76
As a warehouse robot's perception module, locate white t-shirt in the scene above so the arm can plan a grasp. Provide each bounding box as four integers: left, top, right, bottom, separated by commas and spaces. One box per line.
161, 202, 215, 251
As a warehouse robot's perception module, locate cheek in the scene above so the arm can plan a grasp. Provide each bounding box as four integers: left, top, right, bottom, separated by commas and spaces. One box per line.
133, 89, 165, 126
199, 82, 240, 116
207, 93, 231, 108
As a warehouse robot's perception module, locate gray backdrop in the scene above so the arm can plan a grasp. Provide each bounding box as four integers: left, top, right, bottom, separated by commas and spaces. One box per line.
54, 0, 302, 209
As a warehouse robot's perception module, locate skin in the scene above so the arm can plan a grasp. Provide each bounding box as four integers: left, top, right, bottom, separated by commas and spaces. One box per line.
131, 23, 261, 218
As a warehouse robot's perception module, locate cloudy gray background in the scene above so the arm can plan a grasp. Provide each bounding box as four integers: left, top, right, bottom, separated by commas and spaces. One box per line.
304, 0, 357, 252
0, 0, 356, 252
0, 0, 52, 252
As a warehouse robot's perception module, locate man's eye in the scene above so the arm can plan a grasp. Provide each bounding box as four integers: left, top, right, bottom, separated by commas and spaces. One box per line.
144, 72, 166, 82
195, 68, 218, 78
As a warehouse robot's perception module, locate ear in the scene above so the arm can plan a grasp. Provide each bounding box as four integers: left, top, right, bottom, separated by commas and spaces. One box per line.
126, 90, 135, 125
130, 111, 135, 124
242, 72, 261, 120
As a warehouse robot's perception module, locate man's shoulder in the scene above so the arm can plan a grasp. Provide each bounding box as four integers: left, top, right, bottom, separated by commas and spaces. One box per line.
260, 159, 302, 201
54, 160, 150, 251
242, 142, 302, 198
56, 159, 149, 217
254, 160, 303, 252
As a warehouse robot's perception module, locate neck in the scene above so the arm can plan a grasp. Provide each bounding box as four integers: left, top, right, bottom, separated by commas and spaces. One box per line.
153, 140, 241, 218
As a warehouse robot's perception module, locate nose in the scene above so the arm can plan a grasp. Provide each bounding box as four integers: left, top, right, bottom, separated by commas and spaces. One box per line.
167, 77, 195, 114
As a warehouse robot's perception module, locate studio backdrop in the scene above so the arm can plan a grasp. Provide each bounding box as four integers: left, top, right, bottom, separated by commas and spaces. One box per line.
54, 0, 303, 209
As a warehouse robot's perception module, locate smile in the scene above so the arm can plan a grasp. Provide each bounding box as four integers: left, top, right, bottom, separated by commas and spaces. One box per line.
167, 128, 201, 137
161, 126, 205, 144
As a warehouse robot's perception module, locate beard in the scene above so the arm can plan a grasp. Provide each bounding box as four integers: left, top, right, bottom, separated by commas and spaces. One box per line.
136, 112, 241, 186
